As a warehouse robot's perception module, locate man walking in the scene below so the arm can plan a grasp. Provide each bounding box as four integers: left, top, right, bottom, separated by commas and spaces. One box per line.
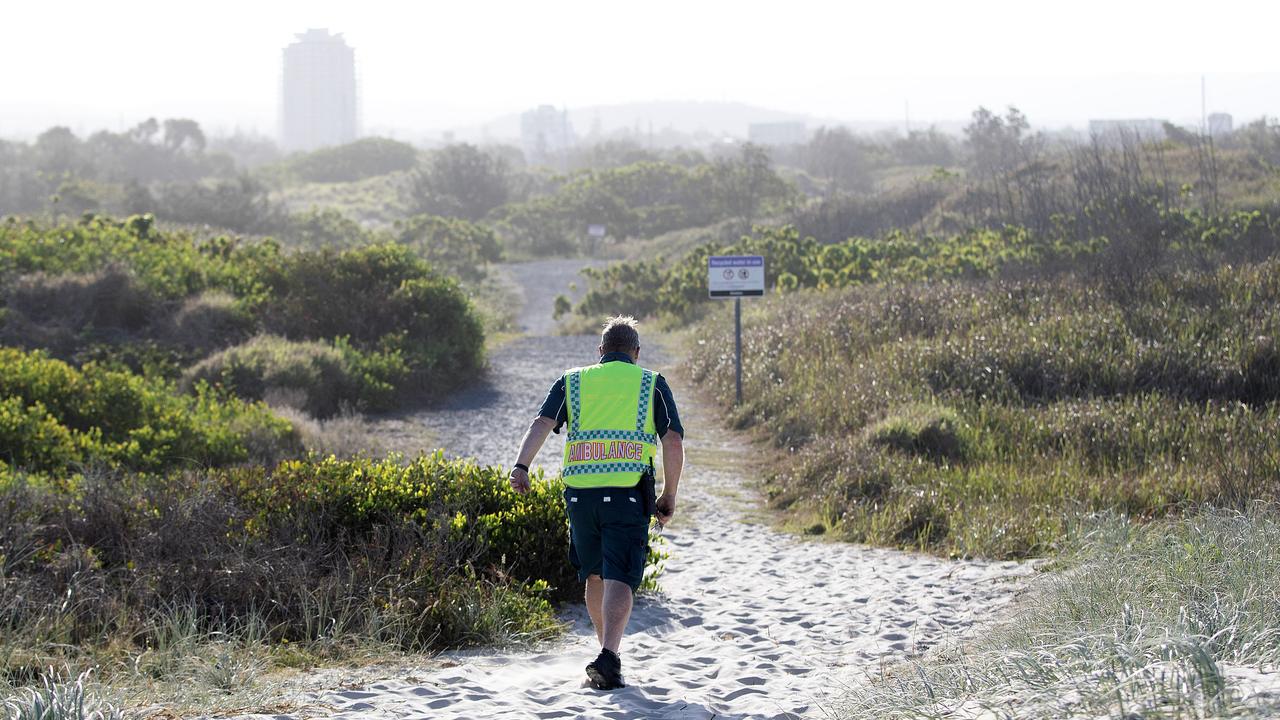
509, 316, 684, 690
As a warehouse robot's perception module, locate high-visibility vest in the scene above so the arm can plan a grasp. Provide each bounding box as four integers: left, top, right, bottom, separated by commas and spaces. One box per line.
561, 361, 658, 488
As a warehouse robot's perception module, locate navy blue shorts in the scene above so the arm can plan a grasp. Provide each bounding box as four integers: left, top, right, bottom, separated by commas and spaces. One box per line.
564, 486, 649, 593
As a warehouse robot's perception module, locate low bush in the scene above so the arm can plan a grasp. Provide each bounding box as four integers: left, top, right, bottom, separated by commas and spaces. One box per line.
163, 289, 255, 353
0, 214, 276, 303
393, 213, 502, 280
0, 454, 570, 680
690, 260, 1280, 557
1, 216, 487, 411
258, 243, 485, 399
283, 137, 419, 183
572, 209, 1280, 324
183, 334, 409, 417
278, 206, 376, 250
0, 347, 297, 474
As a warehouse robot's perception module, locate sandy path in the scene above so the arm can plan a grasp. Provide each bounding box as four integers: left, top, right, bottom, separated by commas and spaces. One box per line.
233, 260, 1033, 719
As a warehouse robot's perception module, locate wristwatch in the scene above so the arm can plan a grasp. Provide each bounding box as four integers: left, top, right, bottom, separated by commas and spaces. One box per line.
513, 463, 529, 472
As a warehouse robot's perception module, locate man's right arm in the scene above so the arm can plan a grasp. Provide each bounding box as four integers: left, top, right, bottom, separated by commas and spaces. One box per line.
509, 415, 555, 494
510, 376, 569, 494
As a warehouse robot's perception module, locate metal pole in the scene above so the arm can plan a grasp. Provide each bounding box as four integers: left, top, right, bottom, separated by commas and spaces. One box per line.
734, 297, 742, 405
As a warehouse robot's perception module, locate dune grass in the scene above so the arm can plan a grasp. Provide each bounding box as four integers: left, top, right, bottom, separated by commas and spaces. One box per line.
839, 507, 1280, 718
1, 671, 123, 720
688, 259, 1280, 558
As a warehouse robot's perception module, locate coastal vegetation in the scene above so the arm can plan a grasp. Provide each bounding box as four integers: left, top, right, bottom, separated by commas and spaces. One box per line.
0, 457, 572, 712
2, 106, 1279, 715
687, 257, 1280, 557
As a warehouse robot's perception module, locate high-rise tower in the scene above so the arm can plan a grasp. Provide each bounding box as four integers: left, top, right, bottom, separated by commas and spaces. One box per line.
280, 29, 358, 152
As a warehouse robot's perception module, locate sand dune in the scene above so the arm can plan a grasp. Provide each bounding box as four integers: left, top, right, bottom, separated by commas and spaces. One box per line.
220, 261, 1034, 719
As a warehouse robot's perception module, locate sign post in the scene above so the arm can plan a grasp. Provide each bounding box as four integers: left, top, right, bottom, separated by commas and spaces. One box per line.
708, 255, 765, 405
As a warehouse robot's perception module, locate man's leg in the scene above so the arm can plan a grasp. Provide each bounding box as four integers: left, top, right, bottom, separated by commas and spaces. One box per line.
584, 574, 604, 646
601, 578, 633, 653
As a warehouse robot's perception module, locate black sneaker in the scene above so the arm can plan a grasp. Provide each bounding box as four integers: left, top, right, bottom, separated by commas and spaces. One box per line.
585, 648, 625, 690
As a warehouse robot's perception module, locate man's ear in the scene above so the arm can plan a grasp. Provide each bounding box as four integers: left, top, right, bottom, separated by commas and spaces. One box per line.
597, 344, 605, 357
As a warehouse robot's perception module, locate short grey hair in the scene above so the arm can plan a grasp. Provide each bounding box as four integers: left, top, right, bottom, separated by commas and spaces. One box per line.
600, 315, 640, 353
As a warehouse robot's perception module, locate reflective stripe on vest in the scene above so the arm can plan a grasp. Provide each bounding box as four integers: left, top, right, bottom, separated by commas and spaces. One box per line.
562, 362, 658, 488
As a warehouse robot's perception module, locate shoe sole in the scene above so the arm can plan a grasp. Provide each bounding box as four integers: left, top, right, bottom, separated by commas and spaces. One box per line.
585, 665, 626, 690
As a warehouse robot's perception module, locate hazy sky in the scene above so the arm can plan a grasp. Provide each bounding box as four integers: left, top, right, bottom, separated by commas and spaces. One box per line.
3, 0, 1277, 139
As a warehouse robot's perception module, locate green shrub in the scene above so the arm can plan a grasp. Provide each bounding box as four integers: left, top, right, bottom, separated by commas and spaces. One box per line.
393, 213, 502, 280
278, 207, 375, 251
689, 260, 1280, 558
0, 214, 276, 303
0, 347, 297, 474
258, 243, 484, 397
0, 397, 87, 473
283, 137, 419, 183
1, 217, 486, 410
153, 176, 286, 234
228, 454, 578, 598
573, 209, 1280, 323
163, 290, 255, 353
183, 334, 408, 417
0, 454, 570, 668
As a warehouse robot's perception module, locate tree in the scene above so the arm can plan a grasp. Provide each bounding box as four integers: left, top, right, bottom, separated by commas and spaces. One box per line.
34, 126, 85, 178
711, 143, 793, 224
408, 143, 510, 220
962, 106, 1052, 228
805, 127, 875, 193
892, 127, 958, 166
129, 118, 160, 145
163, 119, 207, 154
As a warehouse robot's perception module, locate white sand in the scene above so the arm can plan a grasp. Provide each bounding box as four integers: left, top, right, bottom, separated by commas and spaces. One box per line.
227, 423, 1032, 720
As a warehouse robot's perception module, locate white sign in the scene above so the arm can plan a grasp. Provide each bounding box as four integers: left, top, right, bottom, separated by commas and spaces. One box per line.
708, 255, 765, 298
587, 224, 607, 238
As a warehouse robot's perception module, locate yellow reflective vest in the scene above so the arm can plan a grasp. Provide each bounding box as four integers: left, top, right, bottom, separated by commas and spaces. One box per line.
561, 361, 658, 488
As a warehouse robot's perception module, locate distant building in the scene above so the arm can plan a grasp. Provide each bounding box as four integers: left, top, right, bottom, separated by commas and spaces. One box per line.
521, 105, 575, 166
1088, 119, 1168, 143
1208, 113, 1233, 136
748, 122, 806, 146
280, 29, 358, 152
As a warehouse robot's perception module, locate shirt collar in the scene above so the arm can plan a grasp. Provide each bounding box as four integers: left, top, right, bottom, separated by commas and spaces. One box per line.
600, 351, 635, 364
